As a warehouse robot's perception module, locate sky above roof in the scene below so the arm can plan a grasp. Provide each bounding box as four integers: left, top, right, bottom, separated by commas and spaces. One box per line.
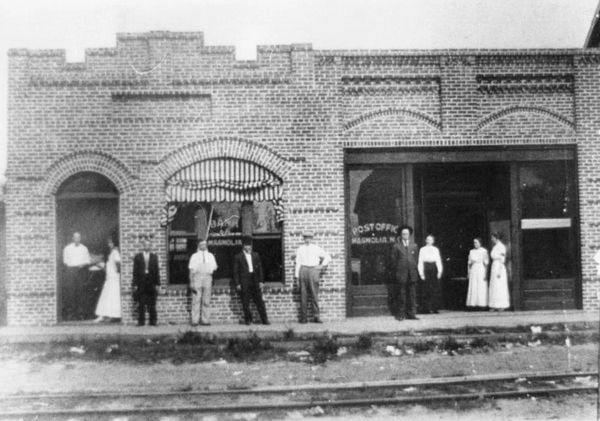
0, 0, 597, 180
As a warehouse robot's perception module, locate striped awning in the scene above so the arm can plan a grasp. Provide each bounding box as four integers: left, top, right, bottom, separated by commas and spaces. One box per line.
161, 159, 285, 226
166, 159, 283, 202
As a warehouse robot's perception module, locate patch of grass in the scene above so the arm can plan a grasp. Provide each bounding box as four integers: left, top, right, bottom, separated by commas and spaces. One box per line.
355, 332, 373, 351
440, 336, 461, 353
469, 337, 492, 349
176, 331, 217, 346
312, 334, 339, 364
226, 332, 273, 360
283, 327, 295, 340
412, 340, 437, 353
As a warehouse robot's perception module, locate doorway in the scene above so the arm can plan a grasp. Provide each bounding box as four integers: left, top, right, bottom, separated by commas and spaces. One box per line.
345, 146, 581, 316
56, 172, 119, 322
415, 163, 511, 310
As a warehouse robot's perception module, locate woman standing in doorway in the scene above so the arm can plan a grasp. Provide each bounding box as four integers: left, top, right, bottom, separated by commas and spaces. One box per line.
466, 237, 489, 309
94, 236, 122, 322
488, 232, 510, 311
418, 234, 443, 314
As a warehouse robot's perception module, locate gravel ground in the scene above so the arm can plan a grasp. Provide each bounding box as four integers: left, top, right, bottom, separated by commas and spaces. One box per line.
0, 343, 596, 394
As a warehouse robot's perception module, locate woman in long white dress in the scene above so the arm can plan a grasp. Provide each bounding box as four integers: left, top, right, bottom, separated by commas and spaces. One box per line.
94, 237, 122, 321
466, 237, 489, 308
488, 232, 510, 311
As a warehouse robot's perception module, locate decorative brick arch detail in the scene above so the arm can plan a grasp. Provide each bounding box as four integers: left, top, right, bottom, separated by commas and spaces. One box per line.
41, 150, 135, 195
158, 137, 292, 181
477, 106, 575, 131
343, 108, 442, 131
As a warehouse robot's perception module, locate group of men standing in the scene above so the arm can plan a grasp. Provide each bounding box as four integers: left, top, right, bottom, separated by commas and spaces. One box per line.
186, 231, 331, 326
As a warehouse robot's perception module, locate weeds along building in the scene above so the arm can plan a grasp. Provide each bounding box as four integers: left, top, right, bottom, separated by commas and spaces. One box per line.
5, 31, 600, 326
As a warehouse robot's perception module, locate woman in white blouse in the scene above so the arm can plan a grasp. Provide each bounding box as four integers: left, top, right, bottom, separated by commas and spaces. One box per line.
418, 235, 443, 314
488, 232, 510, 311
466, 237, 489, 309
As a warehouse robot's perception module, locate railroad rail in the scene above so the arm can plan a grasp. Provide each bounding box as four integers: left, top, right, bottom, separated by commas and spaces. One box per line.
0, 370, 596, 419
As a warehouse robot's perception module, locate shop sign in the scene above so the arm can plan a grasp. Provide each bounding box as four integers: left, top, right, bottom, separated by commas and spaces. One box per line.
351, 222, 398, 245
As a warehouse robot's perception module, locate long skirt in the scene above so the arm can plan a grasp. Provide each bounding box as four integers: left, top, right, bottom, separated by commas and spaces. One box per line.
95, 277, 122, 318
489, 260, 510, 309
466, 263, 488, 307
422, 262, 441, 312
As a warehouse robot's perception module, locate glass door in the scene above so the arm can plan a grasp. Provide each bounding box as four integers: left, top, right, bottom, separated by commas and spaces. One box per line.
519, 161, 579, 310
347, 166, 412, 316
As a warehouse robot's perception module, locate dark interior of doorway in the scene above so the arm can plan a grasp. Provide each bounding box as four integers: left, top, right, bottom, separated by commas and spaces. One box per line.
56, 172, 119, 322
415, 163, 511, 311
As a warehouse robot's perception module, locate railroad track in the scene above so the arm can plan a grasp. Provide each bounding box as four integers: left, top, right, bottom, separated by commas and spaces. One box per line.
0, 370, 596, 419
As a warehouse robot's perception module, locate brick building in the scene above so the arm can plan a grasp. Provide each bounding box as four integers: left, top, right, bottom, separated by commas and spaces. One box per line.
5, 31, 600, 326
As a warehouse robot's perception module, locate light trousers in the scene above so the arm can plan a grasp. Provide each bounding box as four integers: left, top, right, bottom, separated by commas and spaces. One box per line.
299, 266, 320, 321
191, 275, 212, 324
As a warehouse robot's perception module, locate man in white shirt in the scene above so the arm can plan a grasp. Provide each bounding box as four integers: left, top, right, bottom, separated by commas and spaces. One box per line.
294, 231, 331, 323
62, 232, 91, 319
188, 239, 218, 326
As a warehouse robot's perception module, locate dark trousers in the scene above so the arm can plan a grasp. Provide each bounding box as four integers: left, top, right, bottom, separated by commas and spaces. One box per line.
395, 268, 418, 317
63, 267, 86, 320
138, 292, 157, 325
299, 266, 320, 321
240, 281, 268, 323
422, 262, 441, 313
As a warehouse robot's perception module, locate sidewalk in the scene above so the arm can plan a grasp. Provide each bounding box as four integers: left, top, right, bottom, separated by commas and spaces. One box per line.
0, 310, 596, 343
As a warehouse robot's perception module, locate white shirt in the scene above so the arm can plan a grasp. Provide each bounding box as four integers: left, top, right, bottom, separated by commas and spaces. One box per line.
63, 243, 91, 267
244, 251, 254, 273
143, 252, 150, 274
188, 250, 218, 275
418, 245, 443, 279
294, 243, 332, 278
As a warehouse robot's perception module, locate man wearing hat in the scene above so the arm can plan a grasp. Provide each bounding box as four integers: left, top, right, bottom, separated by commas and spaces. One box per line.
294, 231, 331, 323
233, 236, 270, 325
391, 225, 420, 320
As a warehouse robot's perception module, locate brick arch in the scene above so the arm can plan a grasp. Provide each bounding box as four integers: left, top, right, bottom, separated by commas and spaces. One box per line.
41, 150, 135, 195
477, 106, 575, 131
343, 108, 442, 132
158, 137, 292, 181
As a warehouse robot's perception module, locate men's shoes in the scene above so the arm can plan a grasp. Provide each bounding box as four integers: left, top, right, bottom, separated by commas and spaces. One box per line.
137, 322, 145, 326
262, 320, 271, 325
299, 319, 308, 324
191, 323, 199, 327
245, 320, 252, 326
200, 322, 211, 326
395, 316, 405, 321
313, 318, 323, 324
406, 315, 419, 320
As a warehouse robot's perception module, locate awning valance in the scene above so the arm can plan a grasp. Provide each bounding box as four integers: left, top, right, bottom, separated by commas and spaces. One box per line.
161, 158, 285, 226
166, 158, 282, 202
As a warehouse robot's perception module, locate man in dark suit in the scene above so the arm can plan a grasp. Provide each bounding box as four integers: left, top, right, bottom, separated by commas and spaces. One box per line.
391, 225, 420, 320
133, 238, 160, 326
233, 236, 269, 325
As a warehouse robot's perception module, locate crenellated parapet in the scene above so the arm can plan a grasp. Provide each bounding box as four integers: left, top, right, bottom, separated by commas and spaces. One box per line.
8, 31, 314, 87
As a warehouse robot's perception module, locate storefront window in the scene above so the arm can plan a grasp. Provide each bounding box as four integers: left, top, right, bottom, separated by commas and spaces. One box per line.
168, 201, 283, 286
349, 168, 403, 286
520, 160, 576, 281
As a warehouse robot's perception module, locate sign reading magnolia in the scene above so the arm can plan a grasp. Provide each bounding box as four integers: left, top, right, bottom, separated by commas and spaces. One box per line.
351, 222, 399, 245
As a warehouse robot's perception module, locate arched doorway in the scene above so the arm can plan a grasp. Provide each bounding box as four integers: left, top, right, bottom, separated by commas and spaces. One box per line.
56, 172, 119, 322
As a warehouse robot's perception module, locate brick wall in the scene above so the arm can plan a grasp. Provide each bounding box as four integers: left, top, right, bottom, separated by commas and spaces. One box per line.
5, 32, 600, 325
